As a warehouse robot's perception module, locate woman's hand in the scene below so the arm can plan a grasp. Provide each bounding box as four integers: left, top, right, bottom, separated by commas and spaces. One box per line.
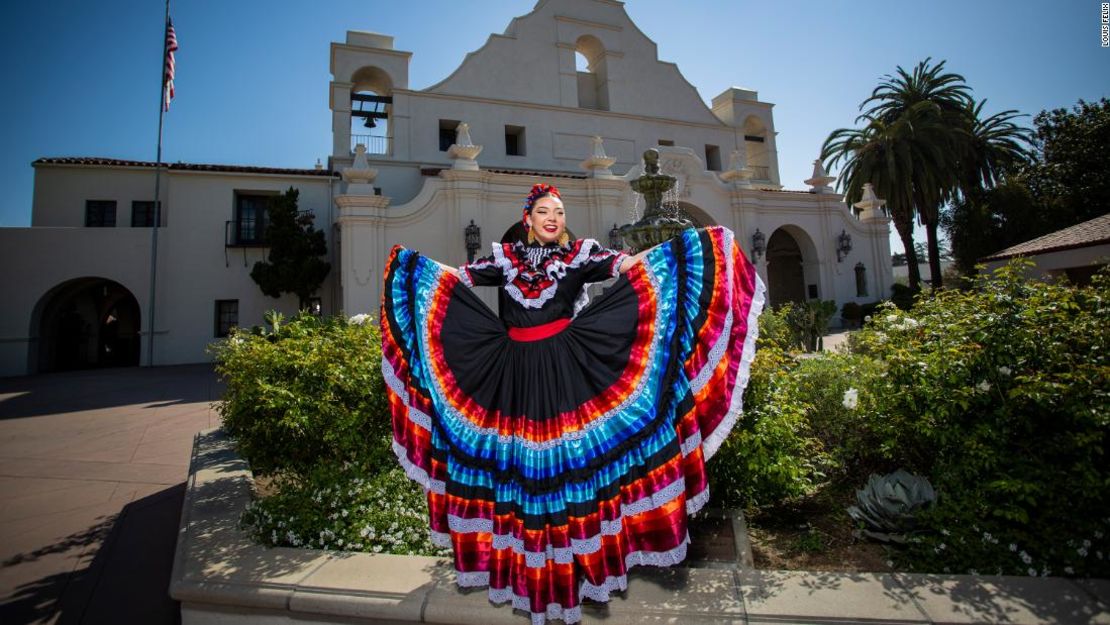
435, 261, 459, 277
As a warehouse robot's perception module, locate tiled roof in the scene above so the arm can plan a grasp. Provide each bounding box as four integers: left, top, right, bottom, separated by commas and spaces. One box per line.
981, 212, 1110, 261
33, 157, 338, 177
420, 166, 587, 179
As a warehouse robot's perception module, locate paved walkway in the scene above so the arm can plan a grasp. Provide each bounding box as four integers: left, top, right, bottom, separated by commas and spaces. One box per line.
0, 364, 222, 625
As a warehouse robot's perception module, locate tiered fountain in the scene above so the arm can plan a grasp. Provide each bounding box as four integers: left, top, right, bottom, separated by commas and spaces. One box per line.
620, 149, 693, 252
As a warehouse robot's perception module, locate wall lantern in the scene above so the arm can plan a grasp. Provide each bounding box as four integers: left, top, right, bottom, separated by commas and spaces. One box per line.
464, 220, 481, 262
836, 229, 853, 262
751, 228, 766, 260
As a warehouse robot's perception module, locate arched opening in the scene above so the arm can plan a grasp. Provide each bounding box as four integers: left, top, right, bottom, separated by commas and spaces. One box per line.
350, 66, 393, 155
742, 116, 770, 181
30, 278, 142, 373
675, 201, 716, 228
575, 35, 609, 111
766, 227, 817, 308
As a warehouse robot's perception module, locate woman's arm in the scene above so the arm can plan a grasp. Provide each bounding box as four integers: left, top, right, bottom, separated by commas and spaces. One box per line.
617, 244, 660, 274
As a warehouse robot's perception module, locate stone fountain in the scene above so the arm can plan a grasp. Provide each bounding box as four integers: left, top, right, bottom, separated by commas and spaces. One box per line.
620, 148, 693, 252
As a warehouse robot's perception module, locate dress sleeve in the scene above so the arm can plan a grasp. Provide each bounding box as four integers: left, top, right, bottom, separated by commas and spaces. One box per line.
576, 240, 629, 284
457, 246, 505, 287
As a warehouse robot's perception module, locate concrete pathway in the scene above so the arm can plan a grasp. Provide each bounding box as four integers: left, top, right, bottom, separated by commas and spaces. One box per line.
0, 364, 222, 625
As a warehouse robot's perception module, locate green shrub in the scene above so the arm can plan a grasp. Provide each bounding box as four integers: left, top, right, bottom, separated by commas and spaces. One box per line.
211, 311, 390, 477
851, 262, 1110, 576
708, 310, 829, 508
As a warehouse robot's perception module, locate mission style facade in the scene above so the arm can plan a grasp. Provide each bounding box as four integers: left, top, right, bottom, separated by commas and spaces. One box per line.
0, 0, 891, 377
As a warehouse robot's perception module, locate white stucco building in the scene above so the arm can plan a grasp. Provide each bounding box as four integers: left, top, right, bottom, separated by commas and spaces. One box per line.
0, 0, 891, 377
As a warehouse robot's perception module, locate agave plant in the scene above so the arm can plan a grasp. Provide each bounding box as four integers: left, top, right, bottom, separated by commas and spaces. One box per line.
847, 469, 936, 543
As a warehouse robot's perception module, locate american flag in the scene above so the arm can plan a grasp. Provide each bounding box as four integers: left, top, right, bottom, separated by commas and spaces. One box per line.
163, 18, 178, 111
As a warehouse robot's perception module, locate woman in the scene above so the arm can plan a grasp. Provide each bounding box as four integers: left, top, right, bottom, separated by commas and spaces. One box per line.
381, 183, 764, 624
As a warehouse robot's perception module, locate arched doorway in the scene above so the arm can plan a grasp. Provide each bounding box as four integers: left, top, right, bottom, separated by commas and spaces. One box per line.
675, 201, 716, 227
31, 278, 142, 372
766, 228, 807, 307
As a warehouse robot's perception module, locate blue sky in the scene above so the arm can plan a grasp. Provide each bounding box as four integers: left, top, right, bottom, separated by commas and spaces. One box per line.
1, 0, 1106, 252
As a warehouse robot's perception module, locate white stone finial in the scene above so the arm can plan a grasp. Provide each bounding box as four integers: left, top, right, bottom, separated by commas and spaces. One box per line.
341, 144, 379, 195
719, 146, 752, 186
580, 135, 616, 178
447, 122, 482, 170
805, 157, 836, 193
853, 182, 889, 222
314, 158, 323, 171
455, 122, 474, 147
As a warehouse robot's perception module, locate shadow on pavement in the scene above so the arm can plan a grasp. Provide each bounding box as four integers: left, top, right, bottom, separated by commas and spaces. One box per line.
0, 364, 222, 421
1, 484, 185, 625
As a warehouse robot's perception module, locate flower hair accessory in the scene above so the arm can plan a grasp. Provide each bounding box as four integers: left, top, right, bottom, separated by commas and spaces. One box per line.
521, 183, 561, 226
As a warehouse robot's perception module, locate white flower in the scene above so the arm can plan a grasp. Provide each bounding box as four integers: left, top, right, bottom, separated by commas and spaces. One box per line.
976, 380, 992, 393
1027, 567, 1037, 577
1065, 566, 1075, 575
1020, 551, 1032, 564
997, 366, 1012, 376
938, 543, 947, 550
1078, 547, 1089, 557
1009, 543, 1018, 552
348, 313, 371, 325
842, 388, 859, 410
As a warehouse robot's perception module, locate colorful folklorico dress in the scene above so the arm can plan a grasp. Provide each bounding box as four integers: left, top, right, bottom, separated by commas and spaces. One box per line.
381, 225, 765, 624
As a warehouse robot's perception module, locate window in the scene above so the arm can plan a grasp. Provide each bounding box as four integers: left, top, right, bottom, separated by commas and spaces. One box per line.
235, 194, 271, 244
705, 144, 721, 171
131, 201, 164, 227
658, 139, 674, 147
439, 119, 460, 152
215, 300, 238, 338
855, 263, 869, 297
85, 200, 116, 227
743, 134, 765, 143
505, 125, 526, 156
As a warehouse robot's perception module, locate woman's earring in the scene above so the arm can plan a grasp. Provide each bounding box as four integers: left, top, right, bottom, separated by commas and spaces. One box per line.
527, 230, 536, 244
558, 231, 570, 246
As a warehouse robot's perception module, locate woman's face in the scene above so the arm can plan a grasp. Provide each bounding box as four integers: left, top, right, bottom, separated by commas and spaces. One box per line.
528, 195, 566, 245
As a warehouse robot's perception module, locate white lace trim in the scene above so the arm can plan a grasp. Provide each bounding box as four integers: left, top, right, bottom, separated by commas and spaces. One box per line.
702, 248, 766, 462
382, 356, 433, 432
456, 534, 690, 625
680, 429, 703, 457
390, 438, 446, 495
457, 267, 475, 288
688, 308, 734, 394
495, 239, 604, 310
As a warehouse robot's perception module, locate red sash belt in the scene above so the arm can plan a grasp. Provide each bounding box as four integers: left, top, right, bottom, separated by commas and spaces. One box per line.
507, 317, 571, 342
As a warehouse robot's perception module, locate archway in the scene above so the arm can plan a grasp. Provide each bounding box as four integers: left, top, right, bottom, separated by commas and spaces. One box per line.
350, 66, 393, 155
31, 278, 141, 372
675, 201, 716, 227
766, 228, 807, 307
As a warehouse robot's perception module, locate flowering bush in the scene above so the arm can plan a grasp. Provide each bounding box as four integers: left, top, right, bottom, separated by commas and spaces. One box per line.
850, 263, 1110, 576
240, 457, 447, 557
210, 311, 390, 477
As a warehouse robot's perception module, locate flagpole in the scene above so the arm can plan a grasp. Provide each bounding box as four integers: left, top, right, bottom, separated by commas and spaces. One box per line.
146, 0, 171, 367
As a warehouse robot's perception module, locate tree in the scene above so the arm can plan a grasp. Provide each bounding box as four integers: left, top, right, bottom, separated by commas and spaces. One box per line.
250, 187, 331, 310
1023, 98, 1110, 227
823, 104, 953, 290
944, 99, 1104, 275
860, 58, 973, 288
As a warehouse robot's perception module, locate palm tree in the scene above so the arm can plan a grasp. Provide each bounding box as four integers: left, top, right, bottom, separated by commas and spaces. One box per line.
955, 99, 1034, 196
860, 58, 973, 288
821, 109, 932, 288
